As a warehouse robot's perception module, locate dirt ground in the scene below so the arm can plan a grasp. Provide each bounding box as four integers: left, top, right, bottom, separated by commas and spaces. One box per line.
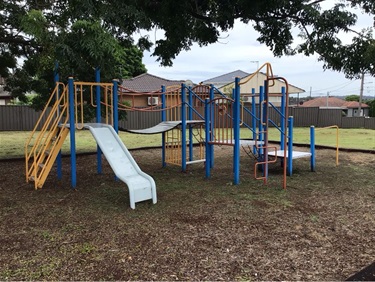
0, 146, 374, 280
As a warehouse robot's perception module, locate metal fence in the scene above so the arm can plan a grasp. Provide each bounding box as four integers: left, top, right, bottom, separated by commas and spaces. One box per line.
1, 105, 374, 131
0, 105, 51, 131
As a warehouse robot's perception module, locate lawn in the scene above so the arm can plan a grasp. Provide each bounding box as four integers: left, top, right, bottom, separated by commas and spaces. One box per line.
0, 127, 374, 159
0, 145, 374, 280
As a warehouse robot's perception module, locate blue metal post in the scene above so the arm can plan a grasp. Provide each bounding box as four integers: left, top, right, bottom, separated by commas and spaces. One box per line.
95, 67, 102, 174
112, 79, 119, 133
68, 77, 76, 188
251, 88, 256, 138
204, 98, 211, 178
54, 62, 62, 180
161, 85, 166, 167
287, 116, 293, 176
232, 87, 236, 177
258, 85, 264, 158
181, 84, 187, 171
233, 77, 240, 185
252, 88, 257, 154
209, 85, 215, 168
188, 86, 193, 161
263, 79, 269, 180
310, 125, 316, 172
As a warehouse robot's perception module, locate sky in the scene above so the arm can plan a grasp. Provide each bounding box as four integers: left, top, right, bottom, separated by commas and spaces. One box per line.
138, 2, 375, 98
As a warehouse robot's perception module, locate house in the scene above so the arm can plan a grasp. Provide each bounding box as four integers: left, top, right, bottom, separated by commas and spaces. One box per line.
300, 96, 370, 117
202, 70, 250, 89
0, 76, 12, 105
120, 73, 191, 107
343, 101, 370, 117
300, 96, 345, 108
201, 70, 305, 106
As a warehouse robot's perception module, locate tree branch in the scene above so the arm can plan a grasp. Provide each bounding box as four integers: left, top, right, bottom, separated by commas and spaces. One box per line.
0, 37, 33, 45
307, 0, 327, 6
188, 9, 213, 22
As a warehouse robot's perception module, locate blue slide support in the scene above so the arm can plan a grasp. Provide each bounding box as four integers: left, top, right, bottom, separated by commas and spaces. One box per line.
68, 77, 77, 188
233, 77, 240, 185
204, 98, 211, 178
95, 67, 102, 174
310, 126, 316, 172
54, 62, 62, 180
188, 86, 194, 162
287, 116, 294, 176
181, 84, 187, 171
161, 86, 166, 167
112, 79, 118, 133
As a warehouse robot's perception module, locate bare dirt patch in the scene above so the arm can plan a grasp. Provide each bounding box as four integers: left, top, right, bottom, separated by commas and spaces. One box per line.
0, 147, 374, 280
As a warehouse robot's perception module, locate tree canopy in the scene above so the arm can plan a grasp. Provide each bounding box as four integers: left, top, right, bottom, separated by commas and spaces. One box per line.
345, 94, 360, 101
1, 0, 147, 106
1, 0, 375, 106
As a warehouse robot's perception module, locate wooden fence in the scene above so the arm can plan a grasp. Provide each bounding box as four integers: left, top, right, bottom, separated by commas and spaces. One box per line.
1, 105, 374, 131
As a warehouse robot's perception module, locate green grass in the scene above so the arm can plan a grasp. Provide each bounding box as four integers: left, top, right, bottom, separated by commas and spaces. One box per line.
0, 127, 374, 159
0, 130, 161, 159
249, 127, 375, 150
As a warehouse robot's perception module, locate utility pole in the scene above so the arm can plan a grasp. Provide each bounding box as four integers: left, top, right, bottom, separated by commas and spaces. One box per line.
309, 86, 312, 98
359, 72, 364, 116
250, 61, 259, 83
326, 91, 329, 107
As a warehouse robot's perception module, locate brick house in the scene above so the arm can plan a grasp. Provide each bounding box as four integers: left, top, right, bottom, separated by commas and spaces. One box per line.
300, 97, 370, 117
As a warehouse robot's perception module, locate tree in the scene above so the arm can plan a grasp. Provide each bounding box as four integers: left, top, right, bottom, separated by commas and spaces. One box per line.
131, 0, 375, 79
365, 99, 375, 116
1, 0, 375, 108
345, 95, 360, 101
1, 1, 147, 108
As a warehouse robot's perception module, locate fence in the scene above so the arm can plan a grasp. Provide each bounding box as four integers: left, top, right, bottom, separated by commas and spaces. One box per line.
0, 105, 51, 131
1, 105, 375, 131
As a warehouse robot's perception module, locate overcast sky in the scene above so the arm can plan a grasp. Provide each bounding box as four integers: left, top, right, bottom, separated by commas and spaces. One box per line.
138, 2, 374, 98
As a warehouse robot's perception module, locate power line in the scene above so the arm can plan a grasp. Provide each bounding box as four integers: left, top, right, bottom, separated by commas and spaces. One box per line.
310, 80, 356, 93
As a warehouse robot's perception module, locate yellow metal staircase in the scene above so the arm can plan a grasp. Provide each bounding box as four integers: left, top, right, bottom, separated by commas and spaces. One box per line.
25, 83, 70, 189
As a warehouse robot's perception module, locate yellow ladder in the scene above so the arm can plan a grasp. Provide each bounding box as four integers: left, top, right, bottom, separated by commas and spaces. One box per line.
25, 83, 70, 189
165, 128, 182, 165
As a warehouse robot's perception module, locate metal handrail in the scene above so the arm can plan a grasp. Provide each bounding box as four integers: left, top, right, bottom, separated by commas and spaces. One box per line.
25, 83, 69, 187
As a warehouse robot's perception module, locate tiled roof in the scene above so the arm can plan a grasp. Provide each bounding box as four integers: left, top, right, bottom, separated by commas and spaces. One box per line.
202, 70, 250, 84
300, 97, 346, 108
0, 93, 11, 98
343, 101, 369, 108
0, 85, 10, 97
121, 73, 186, 92
301, 97, 369, 108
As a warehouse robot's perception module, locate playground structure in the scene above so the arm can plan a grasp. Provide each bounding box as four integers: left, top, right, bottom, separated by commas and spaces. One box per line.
202, 63, 316, 187
118, 83, 207, 171
25, 76, 157, 209
25, 62, 317, 209
118, 67, 316, 187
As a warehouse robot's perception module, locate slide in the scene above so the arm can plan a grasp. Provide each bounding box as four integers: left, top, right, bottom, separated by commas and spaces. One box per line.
83, 123, 157, 209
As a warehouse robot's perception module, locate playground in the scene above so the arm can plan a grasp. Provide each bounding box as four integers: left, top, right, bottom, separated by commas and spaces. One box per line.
0, 145, 374, 280
1, 62, 374, 280
24, 63, 323, 209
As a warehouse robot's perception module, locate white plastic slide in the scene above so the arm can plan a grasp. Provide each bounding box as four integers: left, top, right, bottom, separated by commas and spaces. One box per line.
83, 123, 157, 209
